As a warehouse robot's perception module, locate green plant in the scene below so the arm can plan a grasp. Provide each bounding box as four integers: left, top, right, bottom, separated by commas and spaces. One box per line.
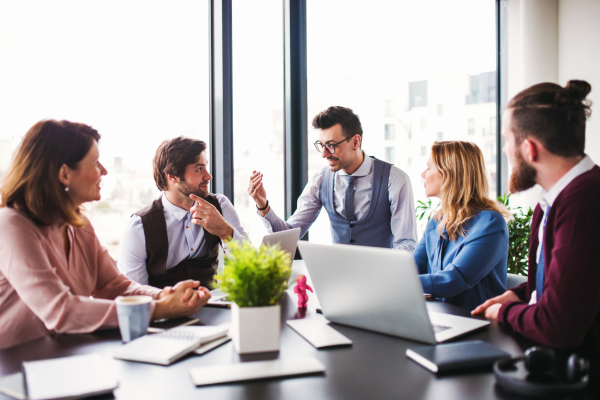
216, 241, 291, 307
498, 194, 533, 276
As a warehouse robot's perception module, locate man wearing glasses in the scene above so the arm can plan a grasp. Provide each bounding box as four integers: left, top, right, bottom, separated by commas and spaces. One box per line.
248, 106, 417, 251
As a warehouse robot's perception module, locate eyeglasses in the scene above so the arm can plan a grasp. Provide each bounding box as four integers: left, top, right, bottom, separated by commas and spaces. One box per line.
313, 136, 353, 154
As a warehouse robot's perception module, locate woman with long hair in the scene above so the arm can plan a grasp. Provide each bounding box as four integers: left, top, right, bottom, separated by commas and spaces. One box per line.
0, 120, 210, 350
414, 141, 509, 310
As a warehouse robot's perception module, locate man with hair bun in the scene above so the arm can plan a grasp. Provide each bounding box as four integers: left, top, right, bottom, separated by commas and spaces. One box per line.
118, 136, 246, 289
248, 106, 417, 251
473, 80, 600, 360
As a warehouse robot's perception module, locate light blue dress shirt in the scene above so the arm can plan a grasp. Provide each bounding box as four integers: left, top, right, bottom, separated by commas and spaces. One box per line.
118, 193, 245, 285
413, 209, 508, 310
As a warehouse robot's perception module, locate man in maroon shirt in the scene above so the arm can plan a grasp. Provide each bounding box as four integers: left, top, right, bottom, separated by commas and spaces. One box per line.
473, 80, 600, 362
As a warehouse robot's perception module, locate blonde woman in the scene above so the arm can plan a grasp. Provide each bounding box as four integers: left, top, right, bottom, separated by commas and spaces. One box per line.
414, 141, 509, 310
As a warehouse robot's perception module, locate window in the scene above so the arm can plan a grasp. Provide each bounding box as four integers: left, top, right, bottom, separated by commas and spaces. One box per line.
468, 118, 476, 136
407, 129, 412, 140
407, 156, 412, 166
490, 116, 497, 136
384, 100, 396, 117
420, 119, 427, 131
232, 0, 284, 246
437, 104, 444, 116
385, 147, 395, 164
437, 131, 444, 141
0, 2, 210, 259
409, 81, 428, 109
421, 146, 427, 157
384, 124, 396, 140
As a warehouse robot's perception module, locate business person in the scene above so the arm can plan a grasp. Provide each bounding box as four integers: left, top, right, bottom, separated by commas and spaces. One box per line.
473, 80, 600, 359
248, 106, 417, 250
414, 141, 509, 310
118, 136, 246, 288
0, 120, 210, 350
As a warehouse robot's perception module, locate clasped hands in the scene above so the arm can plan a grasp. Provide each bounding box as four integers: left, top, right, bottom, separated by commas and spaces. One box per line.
471, 290, 521, 320
189, 194, 233, 241
153, 280, 211, 320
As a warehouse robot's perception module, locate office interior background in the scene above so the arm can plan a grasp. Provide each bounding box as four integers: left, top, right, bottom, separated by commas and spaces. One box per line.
0, 0, 598, 259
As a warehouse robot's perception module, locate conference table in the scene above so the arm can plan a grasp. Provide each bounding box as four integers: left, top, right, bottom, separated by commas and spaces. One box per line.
0, 261, 588, 399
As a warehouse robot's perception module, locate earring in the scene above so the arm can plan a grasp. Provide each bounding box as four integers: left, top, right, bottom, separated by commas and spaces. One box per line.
65, 186, 69, 192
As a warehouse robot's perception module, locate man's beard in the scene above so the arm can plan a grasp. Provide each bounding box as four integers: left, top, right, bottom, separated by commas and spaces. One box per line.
178, 180, 209, 198
509, 151, 537, 193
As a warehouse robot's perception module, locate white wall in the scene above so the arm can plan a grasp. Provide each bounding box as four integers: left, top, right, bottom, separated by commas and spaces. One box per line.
506, 0, 600, 209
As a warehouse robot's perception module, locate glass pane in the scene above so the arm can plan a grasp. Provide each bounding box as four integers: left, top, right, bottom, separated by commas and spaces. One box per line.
0, 1, 210, 258
307, 0, 497, 240
232, 0, 284, 246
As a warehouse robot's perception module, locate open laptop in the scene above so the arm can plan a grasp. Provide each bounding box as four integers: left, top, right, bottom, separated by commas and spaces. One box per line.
261, 228, 301, 262
297, 242, 490, 344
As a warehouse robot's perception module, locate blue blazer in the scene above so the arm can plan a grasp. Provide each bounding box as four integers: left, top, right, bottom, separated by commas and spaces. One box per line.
413, 210, 508, 310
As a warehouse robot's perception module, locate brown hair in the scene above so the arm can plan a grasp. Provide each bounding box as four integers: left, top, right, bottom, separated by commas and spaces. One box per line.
431, 141, 510, 241
312, 106, 363, 144
0, 119, 100, 227
153, 136, 207, 191
507, 80, 592, 157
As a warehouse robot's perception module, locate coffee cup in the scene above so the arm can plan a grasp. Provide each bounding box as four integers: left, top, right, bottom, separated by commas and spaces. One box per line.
115, 295, 153, 342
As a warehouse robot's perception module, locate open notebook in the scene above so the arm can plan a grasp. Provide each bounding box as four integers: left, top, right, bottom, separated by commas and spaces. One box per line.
113, 324, 229, 365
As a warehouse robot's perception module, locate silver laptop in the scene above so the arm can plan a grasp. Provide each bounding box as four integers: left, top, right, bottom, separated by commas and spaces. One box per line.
297, 242, 490, 344
261, 228, 301, 262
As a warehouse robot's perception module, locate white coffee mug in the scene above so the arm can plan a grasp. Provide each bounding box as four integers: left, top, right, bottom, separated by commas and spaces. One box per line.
115, 295, 153, 342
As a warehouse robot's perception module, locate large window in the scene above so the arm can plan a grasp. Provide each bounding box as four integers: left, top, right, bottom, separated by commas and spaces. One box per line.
232, 0, 284, 246
0, 1, 209, 258
306, 0, 498, 242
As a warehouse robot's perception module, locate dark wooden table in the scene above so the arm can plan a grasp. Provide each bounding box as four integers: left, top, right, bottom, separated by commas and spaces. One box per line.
0, 261, 588, 400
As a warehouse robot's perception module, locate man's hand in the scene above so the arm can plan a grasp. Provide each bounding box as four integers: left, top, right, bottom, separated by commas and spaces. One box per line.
471, 290, 521, 320
248, 171, 269, 216
153, 280, 211, 320
189, 194, 234, 241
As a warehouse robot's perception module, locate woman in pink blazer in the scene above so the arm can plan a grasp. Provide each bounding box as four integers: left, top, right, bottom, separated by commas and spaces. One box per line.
0, 120, 210, 350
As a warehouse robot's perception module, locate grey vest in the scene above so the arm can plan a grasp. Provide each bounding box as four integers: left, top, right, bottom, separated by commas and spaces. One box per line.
320, 157, 394, 248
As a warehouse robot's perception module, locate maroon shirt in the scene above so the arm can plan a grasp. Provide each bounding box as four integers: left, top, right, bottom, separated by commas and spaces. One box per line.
499, 165, 600, 358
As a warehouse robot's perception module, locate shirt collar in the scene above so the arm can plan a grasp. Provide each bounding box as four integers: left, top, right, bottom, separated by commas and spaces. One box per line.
338, 150, 372, 177
539, 155, 595, 211
161, 193, 195, 221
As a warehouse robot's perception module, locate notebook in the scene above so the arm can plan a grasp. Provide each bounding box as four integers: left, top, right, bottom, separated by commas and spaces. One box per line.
406, 340, 511, 374
113, 324, 229, 365
189, 357, 326, 386
287, 318, 352, 348
21, 353, 118, 400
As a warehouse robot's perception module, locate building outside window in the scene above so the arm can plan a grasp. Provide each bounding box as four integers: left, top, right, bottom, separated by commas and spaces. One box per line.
437, 131, 444, 141
468, 118, 476, 135
420, 118, 427, 131
490, 116, 497, 136
384, 124, 396, 140
383, 100, 396, 117
421, 146, 427, 157
437, 104, 444, 116
385, 147, 395, 164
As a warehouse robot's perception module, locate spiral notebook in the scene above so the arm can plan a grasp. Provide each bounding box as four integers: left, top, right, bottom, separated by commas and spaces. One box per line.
113, 324, 229, 365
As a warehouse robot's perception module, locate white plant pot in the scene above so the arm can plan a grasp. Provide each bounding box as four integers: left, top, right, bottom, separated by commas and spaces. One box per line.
231, 303, 281, 354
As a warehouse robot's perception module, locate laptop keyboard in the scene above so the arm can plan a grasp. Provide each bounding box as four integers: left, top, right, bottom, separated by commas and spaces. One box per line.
433, 324, 451, 333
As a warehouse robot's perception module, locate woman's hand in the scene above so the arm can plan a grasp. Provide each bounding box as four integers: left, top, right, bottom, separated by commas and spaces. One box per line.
153, 280, 211, 320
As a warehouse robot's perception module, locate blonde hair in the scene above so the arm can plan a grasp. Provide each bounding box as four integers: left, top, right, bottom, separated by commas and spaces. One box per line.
431, 141, 510, 241
0, 120, 100, 227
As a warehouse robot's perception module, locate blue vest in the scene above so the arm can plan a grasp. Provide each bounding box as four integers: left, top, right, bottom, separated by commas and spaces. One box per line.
320, 157, 394, 248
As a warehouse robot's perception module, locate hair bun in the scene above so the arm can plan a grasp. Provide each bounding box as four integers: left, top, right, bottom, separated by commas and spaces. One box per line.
566, 80, 592, 100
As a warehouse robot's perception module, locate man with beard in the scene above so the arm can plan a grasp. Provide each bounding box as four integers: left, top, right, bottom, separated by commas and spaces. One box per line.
248, 106, 417, 250
118, 137, 245, 288
472, 80, 600, 362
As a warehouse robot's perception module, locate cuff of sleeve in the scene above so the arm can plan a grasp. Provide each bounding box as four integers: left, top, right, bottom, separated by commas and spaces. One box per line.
498, 301, 519, 325
420, 274, 433, 297
258, 208, 276, 232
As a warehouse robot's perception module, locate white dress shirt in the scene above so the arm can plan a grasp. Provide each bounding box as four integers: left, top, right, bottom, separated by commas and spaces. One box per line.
529, 155, 595, 305
259, 151, 418, 251
118, 193, 245, 285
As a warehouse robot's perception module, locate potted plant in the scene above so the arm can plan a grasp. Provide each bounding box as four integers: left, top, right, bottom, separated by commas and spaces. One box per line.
216, 241, 291, 354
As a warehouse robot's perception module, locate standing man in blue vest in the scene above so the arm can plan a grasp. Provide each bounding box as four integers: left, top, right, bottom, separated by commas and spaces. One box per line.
248, 106, 417, 251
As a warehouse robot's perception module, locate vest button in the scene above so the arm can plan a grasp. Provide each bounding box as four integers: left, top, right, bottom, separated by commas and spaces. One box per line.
191, 248, 194, 251
350, 239, 356, 244
186, 226, 189, 229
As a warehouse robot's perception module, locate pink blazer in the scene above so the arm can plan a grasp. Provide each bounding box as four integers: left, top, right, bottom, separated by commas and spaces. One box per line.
0, 207, 161, 350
